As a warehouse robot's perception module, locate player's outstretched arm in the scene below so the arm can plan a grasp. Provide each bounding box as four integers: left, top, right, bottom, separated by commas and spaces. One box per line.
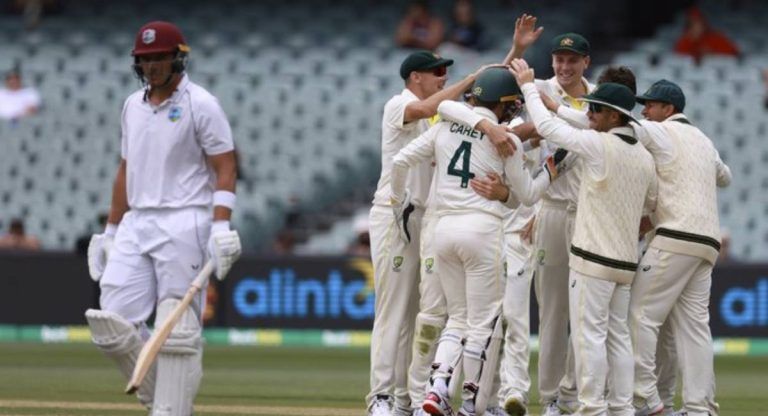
510, 59, 601, 158
437, 100, 517, 157
404, 64, 496, 124
502, 13, 544, 66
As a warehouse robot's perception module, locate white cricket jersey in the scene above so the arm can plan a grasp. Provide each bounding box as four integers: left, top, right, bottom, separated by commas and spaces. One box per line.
637, 114, 732, 264
372, 88, 435, 209
391, 107, 549, 219
120, 75, 234, 210
522, 83, 657, 283
533, 77, 595, 206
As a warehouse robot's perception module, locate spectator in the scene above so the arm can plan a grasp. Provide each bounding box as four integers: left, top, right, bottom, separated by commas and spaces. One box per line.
395, 0, 445, 51
0, 69, 41, 121
446, 0, 486, 51
348, 212, 371, 257
674, 6, 739, 63
0, 218, 40, 251
271, 229, 296, 255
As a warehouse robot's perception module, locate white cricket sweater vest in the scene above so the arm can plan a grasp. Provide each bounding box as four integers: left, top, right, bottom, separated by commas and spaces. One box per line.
570, 131, 656, 284
649, 117, 721, 264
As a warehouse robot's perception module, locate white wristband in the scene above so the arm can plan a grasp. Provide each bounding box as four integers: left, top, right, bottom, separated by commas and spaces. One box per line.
104, 223, 118, 236
213, 190, 236, 210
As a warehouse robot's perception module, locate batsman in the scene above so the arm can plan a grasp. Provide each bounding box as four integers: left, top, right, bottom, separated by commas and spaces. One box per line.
83, 21, 241, 415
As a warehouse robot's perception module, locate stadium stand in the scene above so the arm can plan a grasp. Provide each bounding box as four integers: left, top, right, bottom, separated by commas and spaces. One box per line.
0, 0, 764, 261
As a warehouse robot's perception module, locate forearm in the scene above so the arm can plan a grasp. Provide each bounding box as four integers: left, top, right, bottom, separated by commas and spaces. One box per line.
107, 160, 129, 226
557, 105, 589, 129
437, 100, 485, 128
211, 152, 238, 222
502, 44, 526, 66
521, 83, 593, 155
426, 76, 476, 114
390, 160, 409, 203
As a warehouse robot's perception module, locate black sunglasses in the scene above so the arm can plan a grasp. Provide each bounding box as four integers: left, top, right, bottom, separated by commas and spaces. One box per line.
420, 66, 447, 77
588, 102, 604, 113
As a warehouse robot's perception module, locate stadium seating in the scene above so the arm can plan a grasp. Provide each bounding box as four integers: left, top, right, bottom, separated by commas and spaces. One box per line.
0, 0, 764, 261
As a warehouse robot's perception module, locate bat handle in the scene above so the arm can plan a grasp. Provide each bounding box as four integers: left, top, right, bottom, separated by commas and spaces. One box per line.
192, 260, 216, 289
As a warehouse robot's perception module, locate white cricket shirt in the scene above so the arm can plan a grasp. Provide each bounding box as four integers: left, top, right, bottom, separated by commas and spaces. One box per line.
533, 76, 594, 205
391, 106, 550, 219
372, 88, 435, 209
120, 75, 234, 210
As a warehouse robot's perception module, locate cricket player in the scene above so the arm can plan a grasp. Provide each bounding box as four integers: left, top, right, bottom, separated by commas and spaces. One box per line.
504, 25, 595, 414
541, 67, 685, 415
368, 50, 513, 416
391, 67, 557, 416
435, 103, 547, 416
630, 80, 731, 416
511, 58, 657, 416
84, 21, 241, 415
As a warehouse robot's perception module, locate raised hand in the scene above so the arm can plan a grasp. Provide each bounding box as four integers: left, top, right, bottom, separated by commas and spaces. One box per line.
514, 14, 544, 52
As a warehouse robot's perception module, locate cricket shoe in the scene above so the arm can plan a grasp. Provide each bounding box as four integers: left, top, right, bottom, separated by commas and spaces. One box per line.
423, 391, 454, 416
503, 395, 527, 416
369, 395, 393, 416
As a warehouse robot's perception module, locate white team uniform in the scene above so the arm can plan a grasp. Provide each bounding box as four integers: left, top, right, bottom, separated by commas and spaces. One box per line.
630, 114, 731, 416
407, 184, 446, 410
530, 76, 594, 409
102, 74, 234, 321
90, 74, 234, 415
496, 193, 536, 406
391, 106, 550, 414
368, 88, 434, 411
522, 83, 657, 416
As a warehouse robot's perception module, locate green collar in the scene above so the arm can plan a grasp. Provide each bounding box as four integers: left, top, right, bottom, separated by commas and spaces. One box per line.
614, 133, 637, 145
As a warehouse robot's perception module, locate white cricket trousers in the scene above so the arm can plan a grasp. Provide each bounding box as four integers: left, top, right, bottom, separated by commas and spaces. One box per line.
367, 205, 423, 409
630, 248, 718, 416
533, 201, 577, 405
100, 207, 211, 323
498, 231, 534, 404
408, 212, 448, 407
570, 270, 633, 416
434, 212, 505, 399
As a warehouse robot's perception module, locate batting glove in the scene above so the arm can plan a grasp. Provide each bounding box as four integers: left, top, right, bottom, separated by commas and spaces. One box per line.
542, 148, 569, 181
392, 189, 415, 244
207, 221, 242, 281
87, 224, 117, 282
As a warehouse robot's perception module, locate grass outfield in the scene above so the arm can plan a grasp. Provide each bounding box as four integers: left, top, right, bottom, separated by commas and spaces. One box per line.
0, 344, 766, 415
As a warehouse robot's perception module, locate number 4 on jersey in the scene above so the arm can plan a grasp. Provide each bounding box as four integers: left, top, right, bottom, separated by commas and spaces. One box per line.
447, 141, 475, 188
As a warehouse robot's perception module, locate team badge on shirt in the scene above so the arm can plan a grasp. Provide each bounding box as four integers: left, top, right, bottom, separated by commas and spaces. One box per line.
424, 257, 434, 273
536, 249, 546, 265
168, 106, 182, 122
393, 256, 404, 271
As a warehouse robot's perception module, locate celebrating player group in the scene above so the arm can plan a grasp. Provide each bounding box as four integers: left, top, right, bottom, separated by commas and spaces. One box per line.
367, 13, 730, 416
